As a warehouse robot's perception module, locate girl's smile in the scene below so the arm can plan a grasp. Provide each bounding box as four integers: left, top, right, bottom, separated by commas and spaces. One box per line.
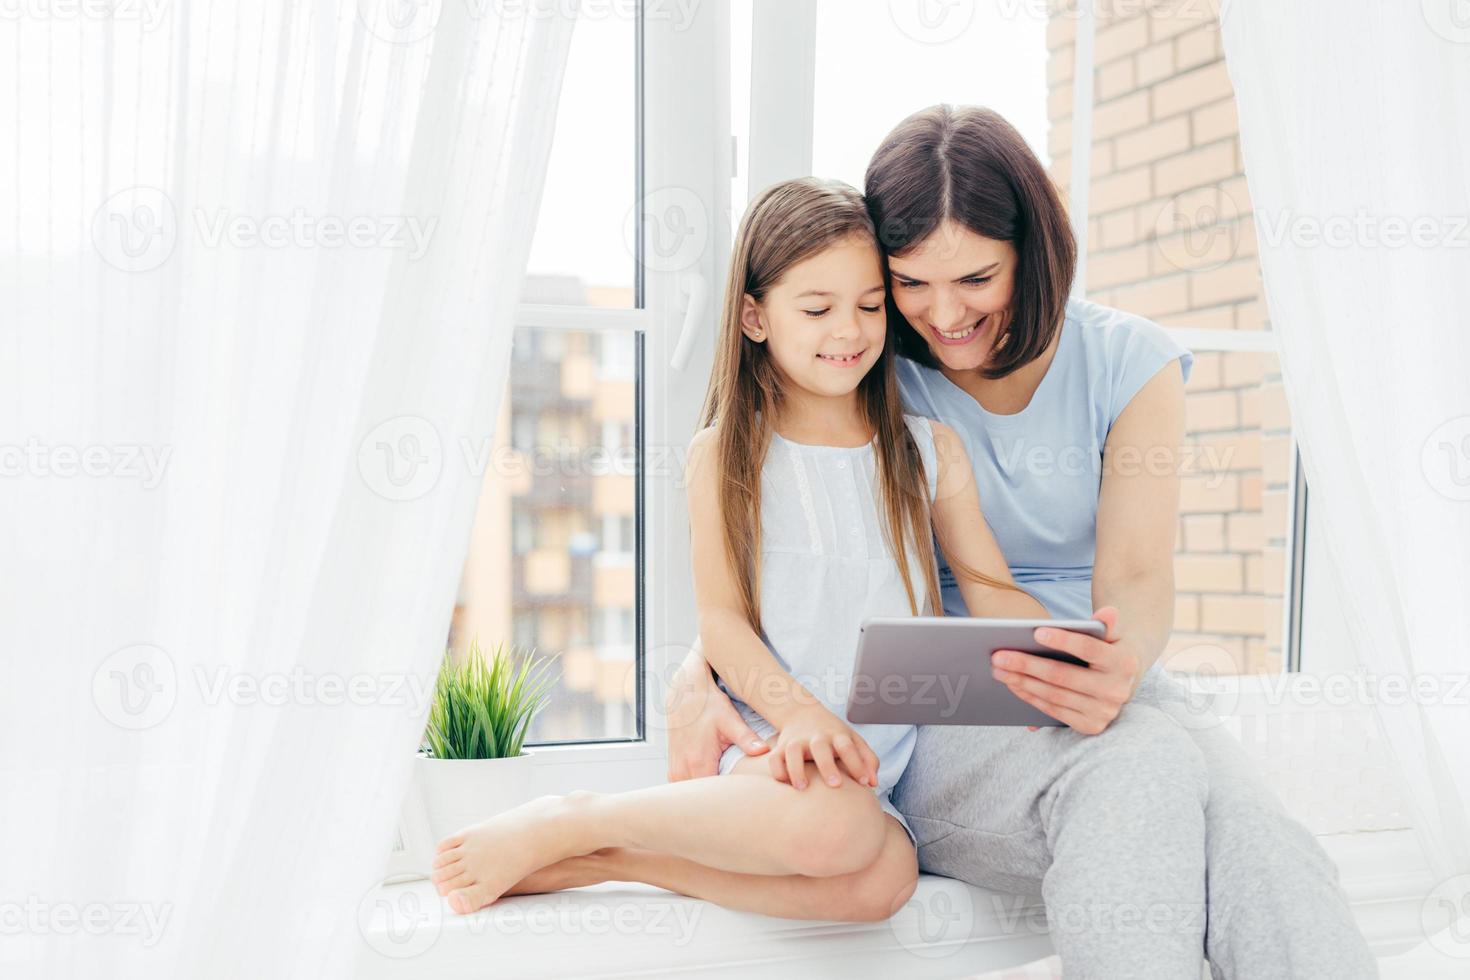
816, 348, 868, 366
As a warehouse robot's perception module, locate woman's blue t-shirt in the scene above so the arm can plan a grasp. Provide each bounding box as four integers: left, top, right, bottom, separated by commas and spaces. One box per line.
897, 297, 1193, 621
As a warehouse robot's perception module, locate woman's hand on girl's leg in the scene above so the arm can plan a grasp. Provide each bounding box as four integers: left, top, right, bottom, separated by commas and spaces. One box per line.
664, 646, 769, 782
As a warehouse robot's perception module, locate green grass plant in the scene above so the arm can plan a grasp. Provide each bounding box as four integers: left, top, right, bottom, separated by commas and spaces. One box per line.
422, 638, 558, 760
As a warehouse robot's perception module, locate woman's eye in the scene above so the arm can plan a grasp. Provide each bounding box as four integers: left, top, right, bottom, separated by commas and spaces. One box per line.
859, 305, 882, 314
896, 279, 923, 290
802, 308, 829, 318
963, 277, 993, 286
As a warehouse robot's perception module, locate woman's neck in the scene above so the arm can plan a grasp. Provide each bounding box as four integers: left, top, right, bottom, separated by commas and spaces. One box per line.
771, 388, 871, 448
939, 323, 1062, 416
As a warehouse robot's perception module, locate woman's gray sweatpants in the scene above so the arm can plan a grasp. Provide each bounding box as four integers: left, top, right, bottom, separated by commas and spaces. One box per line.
889, 668, 1378, 979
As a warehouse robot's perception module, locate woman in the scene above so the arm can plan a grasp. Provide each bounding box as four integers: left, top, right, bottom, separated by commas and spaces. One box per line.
665, 106, 1375, 978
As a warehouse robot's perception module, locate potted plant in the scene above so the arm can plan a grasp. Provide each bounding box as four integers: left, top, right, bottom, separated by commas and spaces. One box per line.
416, 638, 558, 841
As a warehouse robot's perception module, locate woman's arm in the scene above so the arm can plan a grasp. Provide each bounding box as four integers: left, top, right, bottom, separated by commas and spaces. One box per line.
989, 363, 1186, 733
929, 421, 1049, 620
1090, 358, 1186, 680
663, 642, 769, 782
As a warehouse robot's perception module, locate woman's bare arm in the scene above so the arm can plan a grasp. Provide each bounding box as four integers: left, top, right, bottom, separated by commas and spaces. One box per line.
663, 641, 769, 782
986, 363, 1186, 733
1091, 361, 1186, 682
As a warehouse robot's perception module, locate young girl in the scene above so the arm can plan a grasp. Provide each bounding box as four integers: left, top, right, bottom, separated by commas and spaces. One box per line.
431, 177, 1048, 922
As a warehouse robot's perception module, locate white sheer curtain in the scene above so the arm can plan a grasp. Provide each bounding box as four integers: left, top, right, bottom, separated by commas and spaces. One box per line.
1219, 0, 1470, 902
1, 2, 574, 977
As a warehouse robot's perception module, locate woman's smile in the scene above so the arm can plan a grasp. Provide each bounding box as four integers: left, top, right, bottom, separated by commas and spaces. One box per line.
930, 312, 990, 346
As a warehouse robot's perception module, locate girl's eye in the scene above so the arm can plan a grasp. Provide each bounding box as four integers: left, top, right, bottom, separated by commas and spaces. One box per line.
963, 277, 993, 286
859, 305, 882, 314
802, 308, 830, 318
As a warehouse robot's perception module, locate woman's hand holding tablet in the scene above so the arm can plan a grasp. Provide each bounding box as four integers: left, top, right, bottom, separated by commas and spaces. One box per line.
845, 616, 1108, 728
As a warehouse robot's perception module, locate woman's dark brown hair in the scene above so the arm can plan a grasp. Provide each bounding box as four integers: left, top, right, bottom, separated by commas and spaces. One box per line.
864, 104, 1076, 380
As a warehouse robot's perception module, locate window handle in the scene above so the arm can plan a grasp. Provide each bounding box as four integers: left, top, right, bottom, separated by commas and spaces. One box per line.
670, 272, 708, 371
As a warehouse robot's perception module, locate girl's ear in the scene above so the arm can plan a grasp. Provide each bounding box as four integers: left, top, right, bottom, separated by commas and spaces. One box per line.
739, 294, 766, 343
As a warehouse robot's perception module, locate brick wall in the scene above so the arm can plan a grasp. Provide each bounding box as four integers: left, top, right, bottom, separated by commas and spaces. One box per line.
1045, 0, 1292, 674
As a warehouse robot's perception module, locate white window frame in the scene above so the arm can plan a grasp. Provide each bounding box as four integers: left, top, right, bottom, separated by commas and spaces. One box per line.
519, 1, 732, 794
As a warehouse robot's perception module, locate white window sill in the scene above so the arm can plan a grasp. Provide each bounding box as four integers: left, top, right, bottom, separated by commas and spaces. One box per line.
356, 873, 1054, 980
360, 676, 1438, 978
356, 829, 1433, 980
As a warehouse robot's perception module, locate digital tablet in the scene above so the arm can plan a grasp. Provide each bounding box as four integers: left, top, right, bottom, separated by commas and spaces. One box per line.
844, 617, 1106, 727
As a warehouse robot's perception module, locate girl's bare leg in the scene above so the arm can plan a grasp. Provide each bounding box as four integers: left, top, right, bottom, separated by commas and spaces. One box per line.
507, 817, 919, 923
432, 757, 891, 915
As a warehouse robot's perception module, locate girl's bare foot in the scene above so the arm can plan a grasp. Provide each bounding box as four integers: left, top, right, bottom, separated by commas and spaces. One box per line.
431, 792, 602, 914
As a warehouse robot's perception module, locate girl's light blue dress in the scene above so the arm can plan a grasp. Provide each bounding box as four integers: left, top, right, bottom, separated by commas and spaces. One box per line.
715, 415, 939, 844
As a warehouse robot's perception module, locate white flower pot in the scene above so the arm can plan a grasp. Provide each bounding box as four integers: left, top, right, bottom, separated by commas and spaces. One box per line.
415, 751, 535, 842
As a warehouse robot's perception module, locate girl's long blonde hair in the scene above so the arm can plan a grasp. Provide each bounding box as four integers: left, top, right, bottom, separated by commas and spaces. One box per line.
698, 178, 1012, 635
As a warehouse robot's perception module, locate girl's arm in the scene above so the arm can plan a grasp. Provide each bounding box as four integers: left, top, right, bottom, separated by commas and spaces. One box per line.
928, 421, 1050, 620
684, 427, 879, 787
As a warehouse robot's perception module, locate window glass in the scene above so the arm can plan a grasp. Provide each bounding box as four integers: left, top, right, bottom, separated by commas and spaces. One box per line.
812, 2, 1049, 189
450, 325, 639, 742
523, 10, 638, 308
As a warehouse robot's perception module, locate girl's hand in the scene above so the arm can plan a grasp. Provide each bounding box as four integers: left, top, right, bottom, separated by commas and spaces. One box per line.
992, 607, 1140, 736
768, 704, 880, 790
664, 648, 770, 782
